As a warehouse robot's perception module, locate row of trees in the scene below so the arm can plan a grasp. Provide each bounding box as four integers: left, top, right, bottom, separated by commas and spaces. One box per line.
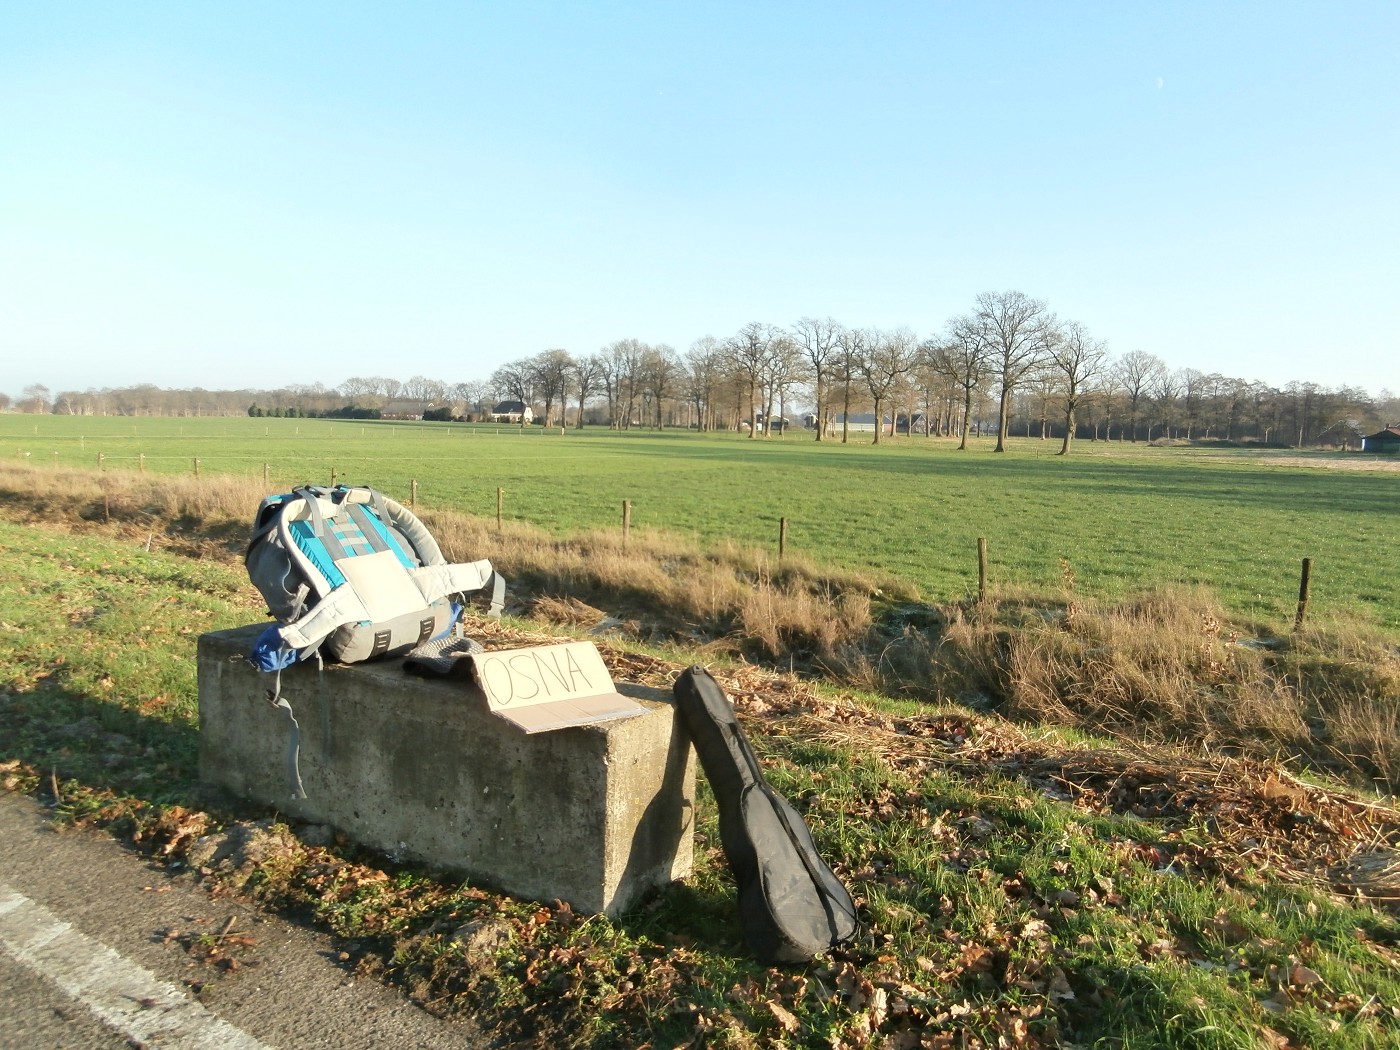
478, 292, 1393, 453
11, 291, 1396, 452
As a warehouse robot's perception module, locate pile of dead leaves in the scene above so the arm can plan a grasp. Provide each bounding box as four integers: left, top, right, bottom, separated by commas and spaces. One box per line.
649, 648, 1400, 912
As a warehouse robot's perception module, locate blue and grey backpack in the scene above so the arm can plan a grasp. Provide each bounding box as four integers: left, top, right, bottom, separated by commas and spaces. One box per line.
245, 484, 504, 669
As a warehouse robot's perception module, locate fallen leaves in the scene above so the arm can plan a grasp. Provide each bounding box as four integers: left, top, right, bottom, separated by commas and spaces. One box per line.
160, 915, 259, 978
0, 757, 22, 792
135, 805, 210, 857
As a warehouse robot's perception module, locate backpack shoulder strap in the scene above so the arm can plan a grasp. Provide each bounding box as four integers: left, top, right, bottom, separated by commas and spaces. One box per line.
293, 487, 331, 538
407, 561, 504, 619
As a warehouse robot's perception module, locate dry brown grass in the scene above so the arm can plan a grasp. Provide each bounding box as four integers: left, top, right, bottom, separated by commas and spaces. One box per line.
0, 463, 268, 557
4, 461, 1398, 789
421, 507, 890, 663
899, 585, 1400, 791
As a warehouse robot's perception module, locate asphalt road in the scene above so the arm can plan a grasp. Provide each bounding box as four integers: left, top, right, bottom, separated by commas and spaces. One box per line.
0, 794, 487, 1049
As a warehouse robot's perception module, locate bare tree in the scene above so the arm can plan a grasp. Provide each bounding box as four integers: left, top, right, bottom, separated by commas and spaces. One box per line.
528, 349, 573, 428
640, 344, 682, 428
1177, 368, 1206, 439
338, 377, 378, 402
20, 384, 51, 414
1047, 320, 1107, 456
834, 326, 867, 443
683, 336, 723, 430
490, 361, 532, 409
1283, 380, 1324, 447
1219, 376, 1251, 440
911, 346, 945, 436
724, 322, 777, 439
859, 327, 916, 445
401, 375, 445, 404
596, 348, 619, 425
1248, 381, 1279, 443
763, 333, 804, 435
974, 290, 1056, 452
929, 315, 991, 450
604, 339, 647, 428
1113, 350, 1166, 441
792, 317, 842, 440
451, 380, 488, 419
572, 353, 602, 428
1149, 368, 1182, 440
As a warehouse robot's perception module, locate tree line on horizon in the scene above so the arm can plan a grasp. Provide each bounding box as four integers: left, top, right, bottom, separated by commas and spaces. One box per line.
10, 290, 1396, 453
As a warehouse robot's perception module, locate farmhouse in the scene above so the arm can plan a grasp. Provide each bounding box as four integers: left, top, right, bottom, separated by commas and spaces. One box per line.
1362, 425, 1400, 453
490, 400, 535, 424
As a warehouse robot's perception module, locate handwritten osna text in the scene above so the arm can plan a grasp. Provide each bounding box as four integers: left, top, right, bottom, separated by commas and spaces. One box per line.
477, 647, 598, 707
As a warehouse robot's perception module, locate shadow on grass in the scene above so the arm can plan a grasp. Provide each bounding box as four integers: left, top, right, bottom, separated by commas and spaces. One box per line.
0, 678, 201, 806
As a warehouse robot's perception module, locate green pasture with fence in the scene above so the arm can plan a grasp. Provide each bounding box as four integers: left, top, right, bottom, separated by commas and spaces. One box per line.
4, 413, 1396, 634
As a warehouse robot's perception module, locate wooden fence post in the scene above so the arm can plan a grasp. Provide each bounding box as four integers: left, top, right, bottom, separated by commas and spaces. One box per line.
410, 479, 418, 507
262, 462, 269, 487
138, 453, 144, 473
97, 453, 104, 471
1294, 557, 1312, 631
193, 457, 200, 479
977, 537, 989, 602
779, 517, 788, 561
622, 500, 632, 543
331, 468, 338, 487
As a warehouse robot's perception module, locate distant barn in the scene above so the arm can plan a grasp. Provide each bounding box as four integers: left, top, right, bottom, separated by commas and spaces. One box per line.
1361, 425, 1400, 454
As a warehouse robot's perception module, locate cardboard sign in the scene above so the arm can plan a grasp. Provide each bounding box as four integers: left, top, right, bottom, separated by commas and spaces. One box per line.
469, 641, 647, 733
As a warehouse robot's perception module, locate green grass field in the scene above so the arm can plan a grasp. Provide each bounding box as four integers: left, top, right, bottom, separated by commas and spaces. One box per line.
4, 414, 1397, 634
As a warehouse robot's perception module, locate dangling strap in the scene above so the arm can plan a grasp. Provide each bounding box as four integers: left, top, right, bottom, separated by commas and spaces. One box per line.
485, 570, 505, 620
265, 669, 307, 800
315, 651, 331, 761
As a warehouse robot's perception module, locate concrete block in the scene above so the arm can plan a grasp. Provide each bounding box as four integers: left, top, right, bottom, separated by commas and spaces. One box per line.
197, 624, 693, 917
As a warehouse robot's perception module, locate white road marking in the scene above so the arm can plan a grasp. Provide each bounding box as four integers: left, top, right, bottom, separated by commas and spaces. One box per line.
0, 884, 273, 1049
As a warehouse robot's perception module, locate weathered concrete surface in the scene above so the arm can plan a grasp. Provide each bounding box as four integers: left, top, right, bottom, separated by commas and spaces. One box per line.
197, 625, 693, 917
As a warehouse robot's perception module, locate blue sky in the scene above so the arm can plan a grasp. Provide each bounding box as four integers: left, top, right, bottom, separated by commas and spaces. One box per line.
3, 2, 1396, 400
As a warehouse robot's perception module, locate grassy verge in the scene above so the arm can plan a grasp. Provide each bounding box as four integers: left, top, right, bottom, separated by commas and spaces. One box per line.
3, 472, 1400, 1047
